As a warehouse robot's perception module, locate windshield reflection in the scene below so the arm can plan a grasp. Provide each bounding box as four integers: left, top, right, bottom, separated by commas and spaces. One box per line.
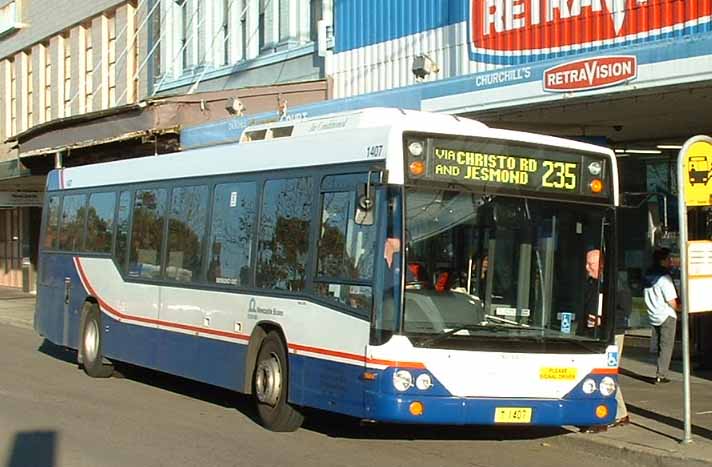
403, 189, 612, 345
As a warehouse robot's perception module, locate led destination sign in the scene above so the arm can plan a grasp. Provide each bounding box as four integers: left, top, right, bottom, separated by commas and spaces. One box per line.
412, 138, 609, 198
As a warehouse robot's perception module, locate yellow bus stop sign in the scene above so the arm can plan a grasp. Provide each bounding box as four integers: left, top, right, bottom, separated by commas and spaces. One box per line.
684, 140, 712, 206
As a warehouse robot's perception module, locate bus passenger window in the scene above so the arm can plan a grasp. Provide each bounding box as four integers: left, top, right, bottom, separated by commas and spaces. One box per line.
44, 196, 61, 249
129, 189, 167, 279
85, 192, 116, 253
115, 191, 131, 271
256, 177, 313, 291
58, 194, 87, 251
207, 182, 257, 287
166, 185, 209, 282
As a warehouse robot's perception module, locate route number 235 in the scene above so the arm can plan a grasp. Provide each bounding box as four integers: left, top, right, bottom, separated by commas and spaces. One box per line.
542, 161, 577, 190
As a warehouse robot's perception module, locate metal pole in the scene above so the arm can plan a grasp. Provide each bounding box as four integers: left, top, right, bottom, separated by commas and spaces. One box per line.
676, 135, 712, 444
677, 139, 692, 444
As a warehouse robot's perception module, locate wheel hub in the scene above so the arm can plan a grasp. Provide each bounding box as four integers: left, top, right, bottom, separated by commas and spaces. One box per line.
255, 353, 282, 406
84, 320, 99, 362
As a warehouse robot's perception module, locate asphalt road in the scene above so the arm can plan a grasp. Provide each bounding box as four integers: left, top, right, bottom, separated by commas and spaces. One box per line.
0, 324, 645, 467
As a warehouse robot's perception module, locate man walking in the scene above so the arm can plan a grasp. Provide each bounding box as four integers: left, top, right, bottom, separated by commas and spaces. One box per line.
644, 248, 679, 384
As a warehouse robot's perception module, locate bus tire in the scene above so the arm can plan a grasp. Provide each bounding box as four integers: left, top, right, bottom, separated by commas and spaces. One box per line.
79, 305, 114, 378
253, 331, 304, 432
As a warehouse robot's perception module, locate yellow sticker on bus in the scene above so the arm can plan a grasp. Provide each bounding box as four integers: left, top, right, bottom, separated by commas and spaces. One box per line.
539, 367, 578, 380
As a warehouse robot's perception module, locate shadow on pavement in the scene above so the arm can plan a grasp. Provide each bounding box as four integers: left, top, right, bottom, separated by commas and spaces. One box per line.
5, 430, 57, 467
619, 367, 657, 385
37, 339, 78, 365
300, 409, 570, 441
111, 362, 262, 425
627, 404, 712, 441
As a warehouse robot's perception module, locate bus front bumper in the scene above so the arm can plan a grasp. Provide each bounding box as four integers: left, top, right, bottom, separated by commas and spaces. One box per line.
364, 392, 616, 426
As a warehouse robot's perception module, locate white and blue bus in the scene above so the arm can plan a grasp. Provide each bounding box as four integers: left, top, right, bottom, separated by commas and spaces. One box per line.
35, 108, 620, 431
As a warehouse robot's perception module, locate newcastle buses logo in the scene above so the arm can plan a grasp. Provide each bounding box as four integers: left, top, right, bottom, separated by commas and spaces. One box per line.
470, 0, 712, 64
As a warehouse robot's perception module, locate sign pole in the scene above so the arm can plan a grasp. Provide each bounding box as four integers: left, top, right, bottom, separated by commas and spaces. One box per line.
677, 135, 712, 444
677, 140, 692, 444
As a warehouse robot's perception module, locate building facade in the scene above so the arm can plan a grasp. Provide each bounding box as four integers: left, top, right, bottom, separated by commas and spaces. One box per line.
0, 0, 333, 291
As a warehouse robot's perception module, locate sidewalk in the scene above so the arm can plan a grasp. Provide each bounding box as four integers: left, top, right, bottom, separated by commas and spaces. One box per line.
0, 286, 36, 330
563, 342, 712, 466
5, 288, 712, 464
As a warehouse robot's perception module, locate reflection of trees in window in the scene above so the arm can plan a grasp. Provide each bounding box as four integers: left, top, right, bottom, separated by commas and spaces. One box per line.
44, 196, 61, 249
129, 189, 167, 279
208, 182, 257, 286
315, 190, 376, 312
59, 194, 87, 251
257, 177, 313, 291
166, 185, 208, 282
317, 191, 375, 280
115, 191, 131, 271
86, 192, 116, 253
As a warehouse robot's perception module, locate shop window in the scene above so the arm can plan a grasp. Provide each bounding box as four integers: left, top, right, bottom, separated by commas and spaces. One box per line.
207, 181, 257, 286
44, 196, 61, 249
256, 177, 313, 291
129, 188, 167, 279
166, 185, 209, 282
58, 194, 87, 251
85, 192, 116, 253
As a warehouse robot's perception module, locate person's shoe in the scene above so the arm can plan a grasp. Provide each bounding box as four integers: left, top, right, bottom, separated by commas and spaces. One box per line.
611, 415, 630, 427
655, 377, 672, 384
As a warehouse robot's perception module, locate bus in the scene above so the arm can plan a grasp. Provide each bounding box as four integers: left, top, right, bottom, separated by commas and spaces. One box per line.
35, 108, 620, 432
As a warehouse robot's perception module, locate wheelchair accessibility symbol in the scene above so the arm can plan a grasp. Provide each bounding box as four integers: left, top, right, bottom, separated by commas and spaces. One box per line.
607, 351, 619, 368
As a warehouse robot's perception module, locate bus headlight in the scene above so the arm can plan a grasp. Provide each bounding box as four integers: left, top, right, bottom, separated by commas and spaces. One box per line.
408, 141, 424, 157
599, 377, 616, 396
415, 373, 433, 390
587, 161, 602, 176
393, 370, 413, 391
582, 378, 597, 394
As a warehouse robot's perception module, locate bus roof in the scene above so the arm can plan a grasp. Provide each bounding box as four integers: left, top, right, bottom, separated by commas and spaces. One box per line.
49, 108, 616, 196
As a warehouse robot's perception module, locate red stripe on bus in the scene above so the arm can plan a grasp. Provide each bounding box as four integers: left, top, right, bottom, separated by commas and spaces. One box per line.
74, 257, 250, 341
591, 368, 618, 375
74, 258, 425, 366
290, 342, 424, 368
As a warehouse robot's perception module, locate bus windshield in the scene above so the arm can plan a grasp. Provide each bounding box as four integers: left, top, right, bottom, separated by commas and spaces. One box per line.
403, 187, 612, 347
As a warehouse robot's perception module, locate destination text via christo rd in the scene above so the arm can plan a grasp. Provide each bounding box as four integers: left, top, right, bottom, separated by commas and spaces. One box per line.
433, 148, 538, 185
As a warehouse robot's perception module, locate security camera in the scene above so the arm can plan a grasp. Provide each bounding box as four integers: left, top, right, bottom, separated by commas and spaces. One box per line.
412, 54, 440, 81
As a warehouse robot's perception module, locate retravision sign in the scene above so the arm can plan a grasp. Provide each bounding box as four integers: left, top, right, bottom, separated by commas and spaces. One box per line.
470, 0, 712, 64
543, 55, 637, 92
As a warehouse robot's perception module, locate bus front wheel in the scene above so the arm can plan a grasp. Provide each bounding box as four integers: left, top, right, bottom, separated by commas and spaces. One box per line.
79, 304, 114, 378
253, 331, 304, 432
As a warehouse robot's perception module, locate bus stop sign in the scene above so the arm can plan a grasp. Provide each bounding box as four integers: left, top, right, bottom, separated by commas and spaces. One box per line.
683, 140, 712, 206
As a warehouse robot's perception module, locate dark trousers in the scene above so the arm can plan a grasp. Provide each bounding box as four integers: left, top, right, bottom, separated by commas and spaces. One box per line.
652, 316, 677, 379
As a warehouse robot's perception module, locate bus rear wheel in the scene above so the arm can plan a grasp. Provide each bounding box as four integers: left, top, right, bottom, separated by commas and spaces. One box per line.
79, 304, 114, 378
253, 331, 304, 432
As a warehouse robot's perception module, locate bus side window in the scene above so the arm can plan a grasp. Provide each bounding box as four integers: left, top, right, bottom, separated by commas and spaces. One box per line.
115, 191, 132, 272
128, 188, 167, 279
44, 196, 61, 250
166, 185, 209, 283
58, 194, 87, 252
207, 182, 257, 287
256, 177, 314, 292
85, 192, 116, 254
